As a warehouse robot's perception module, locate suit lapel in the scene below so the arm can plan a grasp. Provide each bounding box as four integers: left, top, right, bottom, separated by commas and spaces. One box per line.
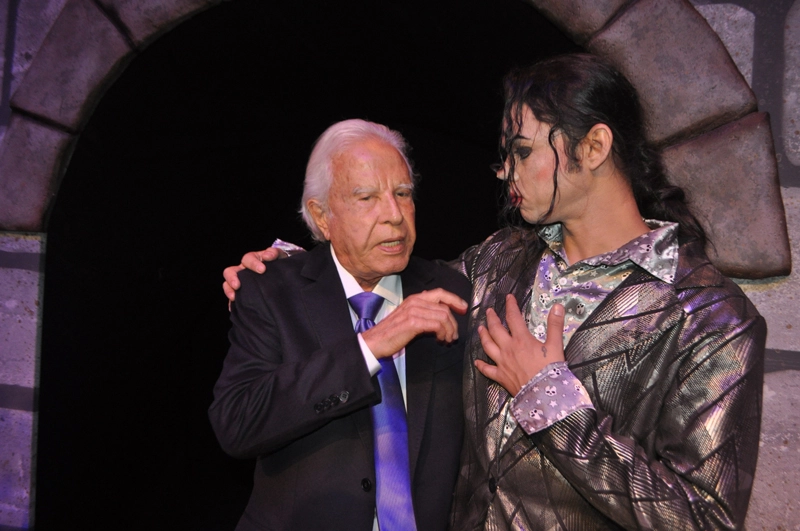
299, 244, 375, 459
490, 245, 543, 460
400, 258, 436, 482
300, 244, 356, 349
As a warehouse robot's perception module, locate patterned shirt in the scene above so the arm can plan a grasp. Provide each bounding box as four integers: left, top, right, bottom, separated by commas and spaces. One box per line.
503, 220, 680, 440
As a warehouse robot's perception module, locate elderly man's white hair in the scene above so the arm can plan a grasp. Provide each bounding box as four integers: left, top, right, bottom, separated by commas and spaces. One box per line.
300, 119, 416, 242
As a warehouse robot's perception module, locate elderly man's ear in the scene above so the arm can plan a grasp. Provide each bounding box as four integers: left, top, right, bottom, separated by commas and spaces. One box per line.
308, 200, 332, 241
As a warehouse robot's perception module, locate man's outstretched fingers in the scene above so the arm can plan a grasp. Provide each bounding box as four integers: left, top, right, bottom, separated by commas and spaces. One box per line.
361, 292, 463, 358
503, 294, 530, 335
420, 288, 468, 314
223, 265, 244, 290
484, 307, 510, 344
241, 250, 270, 273
477, 323, 501, 362
544, 303, 565, 350
475, 357, 499, 382
223, 264, 246, 303
223, 280, 237, 302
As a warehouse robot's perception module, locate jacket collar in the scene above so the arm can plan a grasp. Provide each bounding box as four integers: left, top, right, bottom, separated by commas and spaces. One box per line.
300, 242, 438, 481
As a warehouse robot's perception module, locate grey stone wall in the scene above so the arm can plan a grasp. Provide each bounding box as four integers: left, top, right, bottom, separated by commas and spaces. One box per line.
0, 233, 43, 529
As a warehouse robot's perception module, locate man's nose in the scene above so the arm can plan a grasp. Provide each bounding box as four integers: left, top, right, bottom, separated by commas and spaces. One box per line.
383, 196, 404, 224
492, 161, 508, 180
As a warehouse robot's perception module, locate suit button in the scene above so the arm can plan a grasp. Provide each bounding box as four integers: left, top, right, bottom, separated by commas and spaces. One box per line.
339, 391, 350, 403
361, 478, 372, 492
488, 476, 497, 494
330, 394, 340, 406
314, 403, 323, 414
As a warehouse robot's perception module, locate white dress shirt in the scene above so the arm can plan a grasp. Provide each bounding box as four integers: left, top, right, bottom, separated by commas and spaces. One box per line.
331, 246, 408, 406
331, 246, 409, 531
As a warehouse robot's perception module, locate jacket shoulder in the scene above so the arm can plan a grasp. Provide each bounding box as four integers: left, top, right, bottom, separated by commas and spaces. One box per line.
235, 251, 313, 297
674, 240, 764, 326
408, 255, 471, 298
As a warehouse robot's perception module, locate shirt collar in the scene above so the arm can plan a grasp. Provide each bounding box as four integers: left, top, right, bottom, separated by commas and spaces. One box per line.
330, 245, 402, 306
539, 220, 680, 284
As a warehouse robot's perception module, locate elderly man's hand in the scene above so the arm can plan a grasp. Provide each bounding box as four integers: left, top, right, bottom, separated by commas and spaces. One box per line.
362, 288, 468, 359
475, 294, 565, 396
222, 248, 288, 303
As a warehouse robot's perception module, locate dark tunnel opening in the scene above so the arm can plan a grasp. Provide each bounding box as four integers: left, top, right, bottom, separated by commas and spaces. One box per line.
36, 0, 580, 527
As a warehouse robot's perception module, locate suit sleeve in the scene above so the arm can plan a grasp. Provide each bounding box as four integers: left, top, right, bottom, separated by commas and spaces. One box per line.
208, 272, 380, 459
530, 298, 766, 530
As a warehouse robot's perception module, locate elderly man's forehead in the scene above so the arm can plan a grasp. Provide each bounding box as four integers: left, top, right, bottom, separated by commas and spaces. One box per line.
337, 138, 400, 160
331, 140, 408, 177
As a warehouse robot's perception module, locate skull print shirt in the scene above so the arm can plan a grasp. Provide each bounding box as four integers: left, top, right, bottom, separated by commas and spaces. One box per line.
506, 220, 679, 437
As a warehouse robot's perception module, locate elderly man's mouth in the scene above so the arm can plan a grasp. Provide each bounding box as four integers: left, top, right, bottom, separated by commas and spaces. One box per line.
379, 240, 406, 252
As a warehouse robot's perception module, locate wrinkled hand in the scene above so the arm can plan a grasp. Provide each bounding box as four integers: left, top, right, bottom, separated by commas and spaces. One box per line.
475, 294, 565, 396
222, 248, 288, 304
362, 288, 468, 359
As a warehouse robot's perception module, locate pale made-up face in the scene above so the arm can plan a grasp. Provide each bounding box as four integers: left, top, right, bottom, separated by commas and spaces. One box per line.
497, 105, 588, 225
310, 138, 416, 291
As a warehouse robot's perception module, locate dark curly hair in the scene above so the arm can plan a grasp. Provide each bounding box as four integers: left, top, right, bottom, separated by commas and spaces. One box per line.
499, 53, 706, 245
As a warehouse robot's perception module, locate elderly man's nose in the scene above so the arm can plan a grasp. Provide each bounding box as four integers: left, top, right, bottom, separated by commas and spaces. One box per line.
384, 197, 404, 223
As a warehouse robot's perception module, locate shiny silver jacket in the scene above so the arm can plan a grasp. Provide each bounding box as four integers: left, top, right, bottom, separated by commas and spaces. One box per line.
450, 228, 766, 530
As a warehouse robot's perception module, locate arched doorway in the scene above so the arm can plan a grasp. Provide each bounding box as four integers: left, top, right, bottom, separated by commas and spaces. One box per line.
35, 0, 578, 527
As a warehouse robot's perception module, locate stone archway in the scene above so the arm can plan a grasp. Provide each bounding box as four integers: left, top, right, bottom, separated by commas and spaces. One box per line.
0, 0, 791, 528
0, 0, 790, 273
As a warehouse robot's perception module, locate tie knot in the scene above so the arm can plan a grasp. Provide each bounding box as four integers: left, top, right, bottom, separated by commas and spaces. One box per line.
348, 292, 385, 322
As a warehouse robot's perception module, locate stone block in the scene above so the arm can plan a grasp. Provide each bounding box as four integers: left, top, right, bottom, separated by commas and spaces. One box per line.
9, 0, 133, 131
0, 236, 44, 389
693, 3, 755, 86
587, 0, 756, 145
9, 0, 71, 96
96, 0, 221, 47
783, 1, 800, 166
525, 0, 628, 44
746, 370, 800, 529
662, 112, 790, 278
737, 187, 800, 351
0, 408, 34, 529
0, 234, 43, 255
0, 114, 74, 231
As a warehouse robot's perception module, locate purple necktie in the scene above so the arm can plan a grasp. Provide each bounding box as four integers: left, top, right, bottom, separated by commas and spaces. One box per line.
348, 292, 417, 531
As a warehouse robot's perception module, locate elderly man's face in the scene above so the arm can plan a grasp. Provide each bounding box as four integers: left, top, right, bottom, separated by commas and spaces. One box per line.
309, 139, 416, 291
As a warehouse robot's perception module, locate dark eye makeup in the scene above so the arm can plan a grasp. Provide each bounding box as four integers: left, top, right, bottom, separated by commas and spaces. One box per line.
514, 146, 532, 159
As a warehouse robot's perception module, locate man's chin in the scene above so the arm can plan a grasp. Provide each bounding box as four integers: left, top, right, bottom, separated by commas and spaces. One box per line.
375, 254, 412, 275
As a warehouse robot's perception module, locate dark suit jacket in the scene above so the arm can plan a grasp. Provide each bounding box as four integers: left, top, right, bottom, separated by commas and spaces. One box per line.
209, 243, 471, 531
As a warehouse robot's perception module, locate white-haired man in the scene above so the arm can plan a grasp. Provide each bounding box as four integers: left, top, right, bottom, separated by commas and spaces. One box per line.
209, 119, 471, 531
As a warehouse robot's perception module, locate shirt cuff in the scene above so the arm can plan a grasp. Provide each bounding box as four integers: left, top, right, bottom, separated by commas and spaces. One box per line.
271, 238, 306, 256
358, 333, 381, 376
511, 361, 594, 434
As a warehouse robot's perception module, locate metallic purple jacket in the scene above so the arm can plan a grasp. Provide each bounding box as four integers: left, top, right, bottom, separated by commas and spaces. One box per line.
450, 227, 766, 531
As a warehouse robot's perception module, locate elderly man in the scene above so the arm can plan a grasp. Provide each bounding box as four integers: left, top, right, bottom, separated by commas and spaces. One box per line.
208, 119, 471, 531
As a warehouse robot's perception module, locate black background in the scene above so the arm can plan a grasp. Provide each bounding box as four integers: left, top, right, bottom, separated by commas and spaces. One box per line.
37, 0, 579, 528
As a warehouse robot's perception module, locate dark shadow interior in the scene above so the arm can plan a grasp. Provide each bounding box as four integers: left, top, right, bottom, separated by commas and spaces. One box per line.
37, 0, 579, 528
